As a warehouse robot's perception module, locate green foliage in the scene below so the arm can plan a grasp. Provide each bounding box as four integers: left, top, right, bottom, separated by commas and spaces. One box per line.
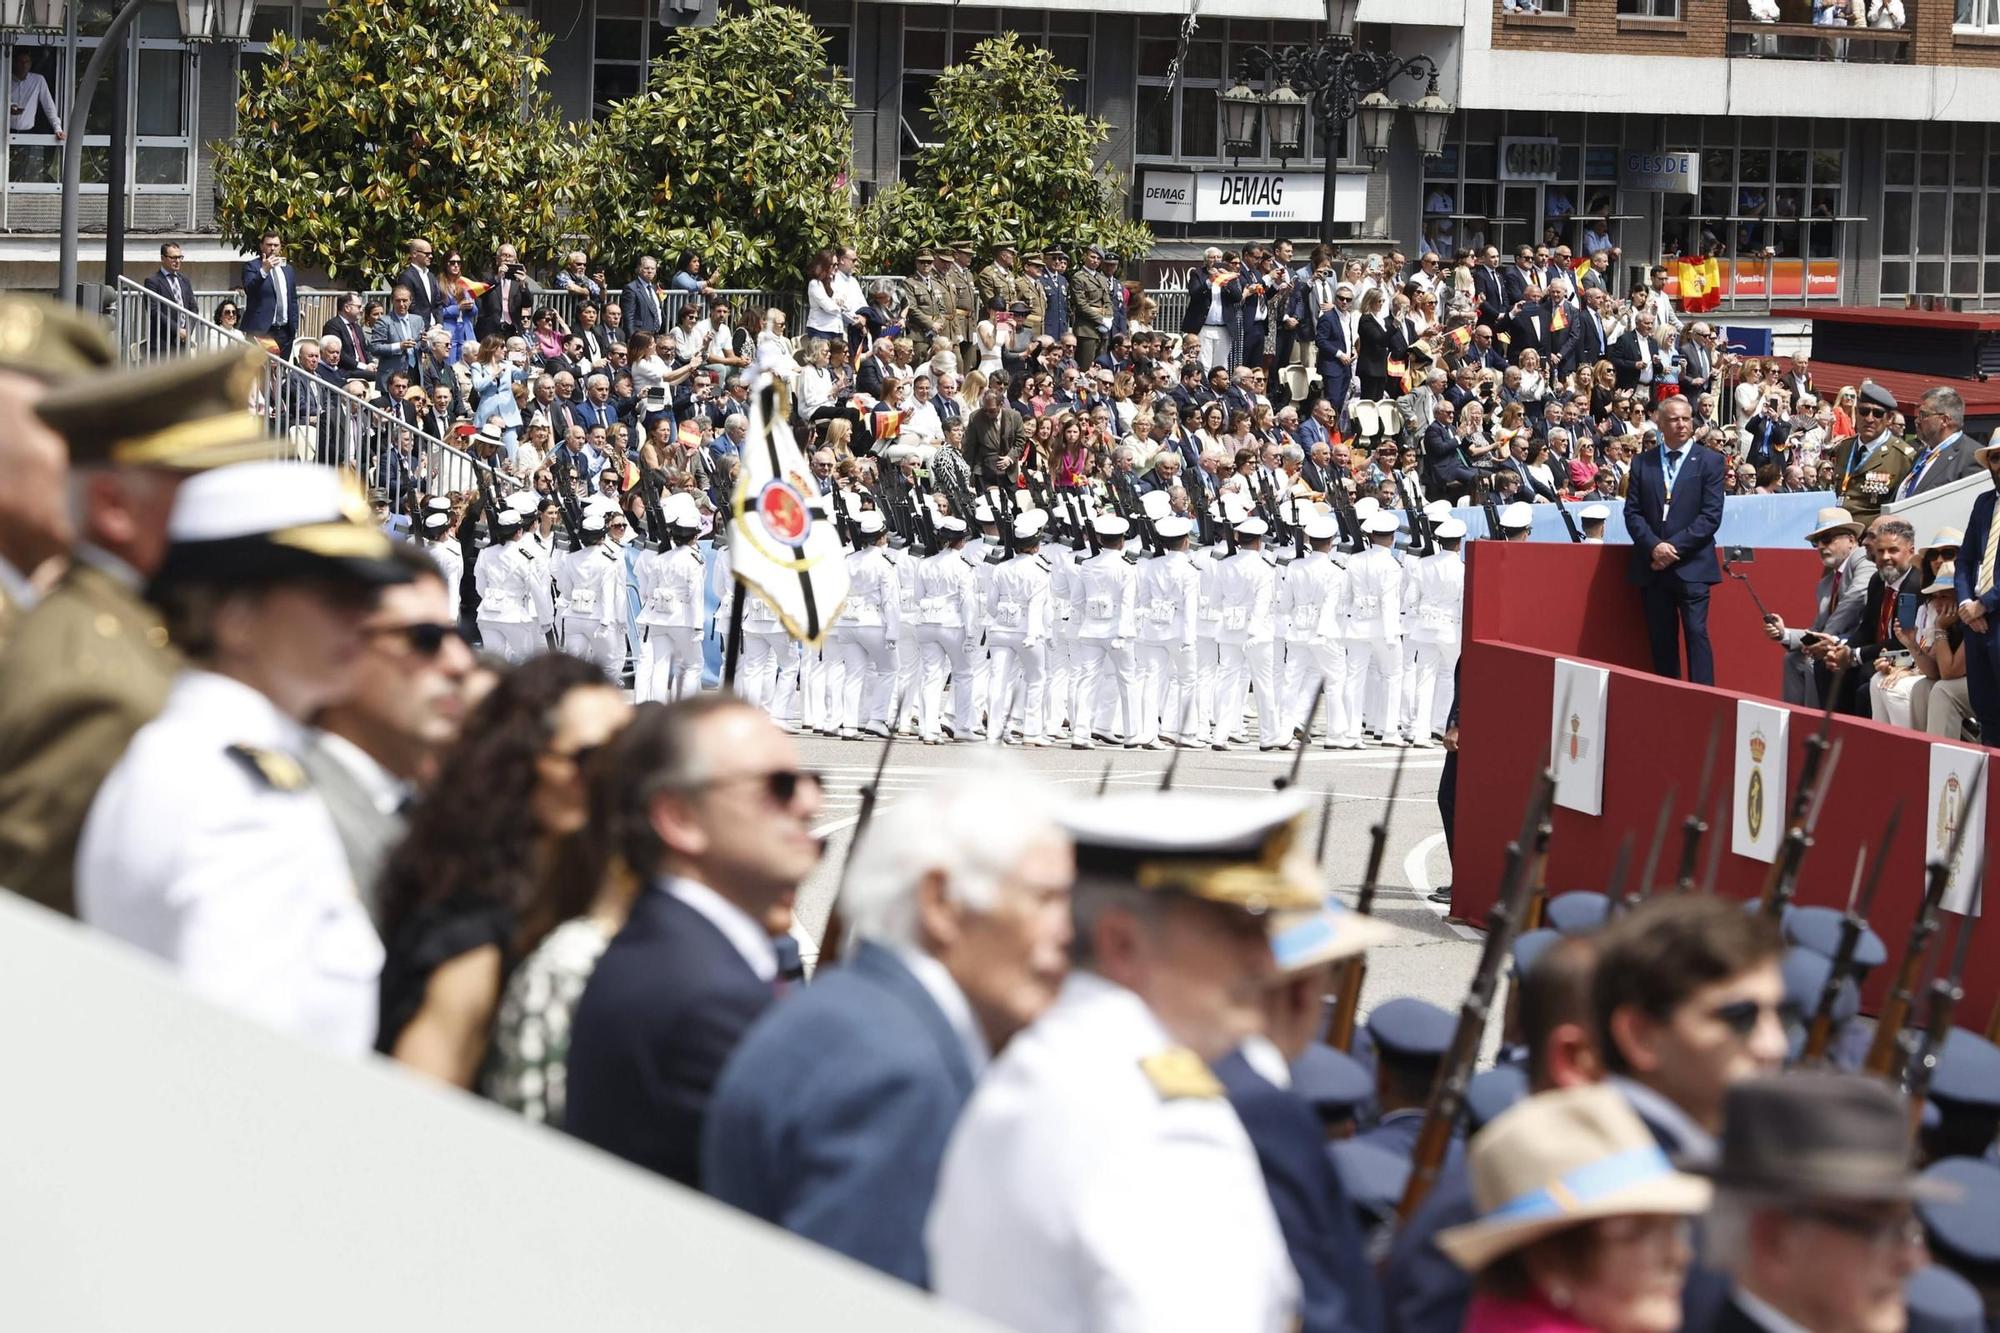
583, 0, 857, 291
860, 33, 1151, 271
213, 0, 585, 285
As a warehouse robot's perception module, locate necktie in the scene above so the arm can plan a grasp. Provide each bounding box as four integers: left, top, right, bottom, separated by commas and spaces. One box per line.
272, 267, 286, 324
1979, 501, 1999, 595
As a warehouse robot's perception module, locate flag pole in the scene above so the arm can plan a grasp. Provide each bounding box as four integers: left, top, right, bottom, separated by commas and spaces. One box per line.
722, 585, 746, 689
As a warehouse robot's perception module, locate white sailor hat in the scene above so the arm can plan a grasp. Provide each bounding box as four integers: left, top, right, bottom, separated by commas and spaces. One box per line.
492, 507, 522, 532
1363, 511, 1400, 535
424, 495, 453, 514
857, 510, 887, 535
1155, 515, 1194, 541
1303, 514, 1340, 541
1092, 514, 1130, 538
974, 499, 997, 524
1142, 490, 1174, 520
1353, 496, 1381, 520
1435, 517, 1468, 540
662, 491, 702, 529
1499, 501, 1535, 530
1014, 489, 1036, 513
1219, 489, 1254, 523
936, 514, 967, 534
1013, 510, 1048, 540
1423, 499, 1453, 523
505, 490, 541, 517
580, 512, 607, 535
1579, 503, 1611, 522
156, 461, 414, 590
1235, 516, 1269, 537
420, 510, 450, 534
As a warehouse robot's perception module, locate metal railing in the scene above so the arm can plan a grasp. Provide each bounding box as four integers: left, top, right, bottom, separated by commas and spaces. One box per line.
114, 277, 489, 502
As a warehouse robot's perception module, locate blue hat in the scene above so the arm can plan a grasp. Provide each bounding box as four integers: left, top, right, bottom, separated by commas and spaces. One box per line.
1917, 1158, 2000, 1266
1512, 927, 1561, 978
1781, 947, 1860, 1025
1367, 997, 1455, 1061
1292, 1045, 1374, 1118
1930, 1028, 2000, 1110
1330, 1139, 1412, 1224
1466, 1064, 1529, 1133
1785, 905, 1888, 975
1544, 891, 1609, 936
1903, 1265, 1986, 1333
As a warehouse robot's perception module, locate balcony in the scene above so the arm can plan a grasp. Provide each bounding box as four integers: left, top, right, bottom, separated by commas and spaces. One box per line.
1725, 0, 1915, 61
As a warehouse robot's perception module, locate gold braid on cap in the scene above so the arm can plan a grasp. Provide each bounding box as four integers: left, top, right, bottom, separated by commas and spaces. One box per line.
1131, 814, 1321, 913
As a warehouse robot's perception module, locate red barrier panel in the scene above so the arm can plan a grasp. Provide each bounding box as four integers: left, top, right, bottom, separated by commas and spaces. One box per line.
1452, 638, 1998, 1025
1463, 541, 1827, 701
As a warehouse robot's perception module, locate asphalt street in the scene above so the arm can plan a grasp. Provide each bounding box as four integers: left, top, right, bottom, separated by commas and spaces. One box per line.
786, 732, 1485, 1024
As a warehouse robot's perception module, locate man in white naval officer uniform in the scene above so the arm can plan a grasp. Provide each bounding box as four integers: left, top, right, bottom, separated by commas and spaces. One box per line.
984, 510, 1054, 746
1213, 515, 1281, 751
914, 514, 979, 744
77, 460, 411, 1056
633, 494, 707, 701
839, 510, 901, 738
1403, 517, 1466, 746
556, 512, 627, 674
1132, 514, 1199, 750
1334, 510, 1407, 748
1069, 513, 1139, 749
473, 507, 548, 664
1277, 512, 1347, 748
926, 790, 1309, 1333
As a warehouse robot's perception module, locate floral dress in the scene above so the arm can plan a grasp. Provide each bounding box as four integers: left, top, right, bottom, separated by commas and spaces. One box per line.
481, 917, 613, 1128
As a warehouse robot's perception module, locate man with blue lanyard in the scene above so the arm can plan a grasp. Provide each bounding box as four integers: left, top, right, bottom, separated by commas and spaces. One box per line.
1624, 395, 1726, 684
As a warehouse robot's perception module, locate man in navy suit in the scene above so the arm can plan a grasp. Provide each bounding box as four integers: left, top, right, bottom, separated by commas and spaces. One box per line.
1952, 439, 2000, 742
1313, 284, 1356, 419
622, 254, 666, 336
394, 237, 439, 326
142, 241, 199, 354
1558, 286, 1611, 380
1624, 395, 1725, 684
239, 229, 299, 356
566, 697, 827, 1189
703, 772, 1073, 1288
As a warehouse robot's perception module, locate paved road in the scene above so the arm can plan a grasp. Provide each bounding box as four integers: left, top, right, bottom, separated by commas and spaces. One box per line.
787, 733, 1485, 1023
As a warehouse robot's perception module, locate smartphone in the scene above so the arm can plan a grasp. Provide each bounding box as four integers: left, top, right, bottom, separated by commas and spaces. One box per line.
1799, 632, 1823, 647
1897, 591, 1919, 634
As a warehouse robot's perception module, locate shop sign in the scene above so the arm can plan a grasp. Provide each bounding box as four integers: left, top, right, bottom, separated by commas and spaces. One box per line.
1620, 150, 1700, 195
1140, 170, 1366, 225
1498, 136, 1560, 181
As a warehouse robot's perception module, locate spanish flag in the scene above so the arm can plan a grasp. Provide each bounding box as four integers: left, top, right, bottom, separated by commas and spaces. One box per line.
1573, 254, 1594, 276
1448, 325, 1473, 351
461, 279, 492, 299
1677, 258, 1708, 311
1550, 302, 1569, 333
1701, 256, 1723, 311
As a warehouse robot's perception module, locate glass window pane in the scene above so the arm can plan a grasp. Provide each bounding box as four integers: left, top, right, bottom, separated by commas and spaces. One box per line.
135, 144, 183, 185
1180, 85, 1217, 158
593, 63, 638, 113
1182, 40, 1223, 81
1920, 154, 1949, 187
1812, 149, 1842, 186
1956, 147, 1984, 187
950, 27, 988, 64
1050, 12, 1092, 34
249, 11, 288, 42
134, 49, 185, 137
905, 28, 946, 68
1703, 146, 1734, 181
137, 2, 179, 39
903, 73, 939, 143
1740, 150, 1771, 183
955, 7, 997, 29
1137, 38, 1177, 78
1919, 193, 1947, 253
300, 7, 327, 39
1882, 193, 1912, 255
1432, 143, 1460, 178
1885, 153, 1914, 187
1776, 149, 1808, 183
1464, 142, 1497, 180
1954, 193, 1982, 253
1740, 118, 1771, 147
1917, 260, 1946, 293
1585, 146, 1617, 180
1988, 198, 2000, 253
1951, 261, 1979, 294
595, 18, 637, 52
1880, 261, 1909, 295
1987, 262, 2000, 295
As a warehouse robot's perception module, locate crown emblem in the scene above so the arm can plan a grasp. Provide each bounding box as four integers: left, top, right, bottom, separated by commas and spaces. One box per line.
1748, 730, 1767, 764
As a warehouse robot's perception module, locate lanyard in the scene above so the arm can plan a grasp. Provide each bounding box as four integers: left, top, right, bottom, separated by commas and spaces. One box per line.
1662, 449, 1686, 505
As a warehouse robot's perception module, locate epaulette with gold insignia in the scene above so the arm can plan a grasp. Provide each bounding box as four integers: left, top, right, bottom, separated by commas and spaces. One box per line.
226, 744, 310, 792
1140, 1047, 1223, 1101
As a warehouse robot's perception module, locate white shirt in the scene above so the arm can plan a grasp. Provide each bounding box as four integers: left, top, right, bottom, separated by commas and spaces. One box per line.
927, 971, 1298, 1333
885, 941, 989, 1079
9, 69, 59, 133
0, 553, 38, 615
1731, 1288, 1811, 1333
77, 670, 383, 1056
665, 876, 777, 983
1613, 1075, 1719, 1166
1404, 550, 1465, 645
312, 730, 407, 816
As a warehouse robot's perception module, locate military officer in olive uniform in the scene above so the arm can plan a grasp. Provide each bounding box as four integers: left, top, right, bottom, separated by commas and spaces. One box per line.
904, 248, 949, 365
976, 242, 1019, 318
1825, 379, 1916, 524
1018, 251, 1050, 343
944, 240, 980, 370
0, 345, 272, 919
1070, 245, 1116, 373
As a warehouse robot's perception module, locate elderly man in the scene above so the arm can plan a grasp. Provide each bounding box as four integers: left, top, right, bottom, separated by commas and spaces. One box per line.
1899, 386, 1978, 499
1765, 506, 1873, 706
566, 696, 826, 1187
1819, 516, 1920, 717
928, 792, 1316, 1333
1827, 381, 1916, 522
704, 769, 1072, 1287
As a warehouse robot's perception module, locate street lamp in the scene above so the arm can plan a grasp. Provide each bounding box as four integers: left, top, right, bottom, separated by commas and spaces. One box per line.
0, 1, 64, 31
1220, 78, 1260, 161
1264, 82, 1307, 161
52, 0, 254, 305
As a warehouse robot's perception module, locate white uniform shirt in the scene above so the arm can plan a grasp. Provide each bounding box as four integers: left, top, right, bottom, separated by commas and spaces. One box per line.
915, 547, 978, 630
1403, 550, 1465, 646
1278, 551, 1343, 644
1214, 548, 1279, 645
1136, 551, 1199, 650
927, 971, 1299, 1333
632, 544, 702, 629
844, 546, 901, 631
426, 538, 465, 610
1074, 548, 1138, 641
1047, 546, 1080, 637
558, 542, 628, 626
986, 552, 1052, 646
1194, 549, 1226, 641
475, 539, 552, 625
892, 548, 924, 627
1336, 545, 1404, 642
76, 671, 383, 1056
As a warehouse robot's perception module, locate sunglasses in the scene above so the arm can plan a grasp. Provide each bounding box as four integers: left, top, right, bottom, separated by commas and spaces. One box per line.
1856, 405, 1888, 418
683, 767, 824, 805
1706, 997, 1788, 1037
1796, 1207, 1925, 1252
368, 621, 467, 657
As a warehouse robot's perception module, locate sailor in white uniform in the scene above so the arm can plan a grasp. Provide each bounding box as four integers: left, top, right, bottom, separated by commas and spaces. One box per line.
1069, 513, 1140, 748
1335, 510, 1407, 747
1133, 515, 1199, 749
1403, 517, 1466, 746
984, 511, 1054, 745
1277, 512, 1347, 747
1212, 516, 1281, 750
838, 510, 901, 737
474, 507, 550, 663
556, 513, 628, 674
914, 514, 980, 743
632, 493, 707, 699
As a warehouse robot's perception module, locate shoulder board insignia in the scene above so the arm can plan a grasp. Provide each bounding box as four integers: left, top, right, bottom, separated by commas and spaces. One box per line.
985, 548, 1009, 565
226, 744, 309, 792
1892, 440, 1914, 457
1141, 1047, 1223, 1101
1034, 555, 1050, 570
1124, 551, 1141, 565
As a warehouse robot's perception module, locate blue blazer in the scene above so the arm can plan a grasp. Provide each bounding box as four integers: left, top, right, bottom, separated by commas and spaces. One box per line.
702, 941, 975, 1288
1623, 443, 1725, 586
564, 885, 775, 1188
1215, 1050, 1383, 1333
1954, 490, 2000, 624
240, 258, 299, 334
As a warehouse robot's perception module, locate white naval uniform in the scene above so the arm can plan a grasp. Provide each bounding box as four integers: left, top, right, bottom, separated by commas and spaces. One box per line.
633, 543, 706, 700
715, 542, 797, 720
1071, 547, 1140, 744
838, 544, 901, 730
1403, 548, 1464, 742
985, 550, 1053, 743
1193, 547, 1228, 744
1278, 550, 1348, 745
891, 547, 924, 729
1044, 546, 1082, 738
475, 538, 553, 663
1134, 549, 1199, 747
914, 546, 979, 741
557, 541, 628, 674
962, 534, 994, 725
927, 971, 1299, 1333
524, 530, 559, 637
76, 671, 384, 1055
1335, 543, 1406, 745
426, 538, 465, 617
1213, 546, 1281, 747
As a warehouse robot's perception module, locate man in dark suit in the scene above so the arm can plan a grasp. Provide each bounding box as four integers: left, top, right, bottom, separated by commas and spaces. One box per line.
1472, 245, 1506, 330
622, 254, 666, 337
1624, 395, 1726, 684
566, 697, 828, 1189
1313, 285, 1355, 418
141, 241, 199, 354
703, 773, 1072, 1288
319, 292, 375, 380
475, 242, 532, 341
1952, 439, 2000, 743
1825, 516, 1918, 717
239, 229, 299, 355
1499, 245, 1539, 308
1505, 289, 1553, 365
394, 237, 440, 326
1558, 287, 1611, 381
1180, 248, 1243, 369
1900, 386, 1980, 499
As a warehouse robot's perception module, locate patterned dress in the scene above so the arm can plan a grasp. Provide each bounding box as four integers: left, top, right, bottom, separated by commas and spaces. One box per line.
482, 917, 613, 1128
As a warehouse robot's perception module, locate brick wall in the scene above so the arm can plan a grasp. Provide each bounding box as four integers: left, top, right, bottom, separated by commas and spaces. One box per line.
1491, 0, 2000, 69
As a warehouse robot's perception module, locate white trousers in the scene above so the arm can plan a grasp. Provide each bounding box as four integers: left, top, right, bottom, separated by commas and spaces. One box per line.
986, 638, 1047, 741
1073, 638, 1139, 741
636, 625, 702, 701
564, 618, 626, 676
1282, 638, 1348, 744
837, 625, 896, 728
1046, 630, 1076, 734
1195, 635, 1223, 742
1341, 637, 1404, 742
1410, 639, 1461, 739
1198, 324, 1233, 372
477, 620, 542, 665
1217, 639, 1278, 744
1137, 641, 1195, 745
740, 630, 797, 719
917, 624, 975, 739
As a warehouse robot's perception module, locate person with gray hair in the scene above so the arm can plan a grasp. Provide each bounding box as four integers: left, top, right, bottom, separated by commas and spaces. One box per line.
703, 768, 1073, 1287
1900, 384, 1977, 499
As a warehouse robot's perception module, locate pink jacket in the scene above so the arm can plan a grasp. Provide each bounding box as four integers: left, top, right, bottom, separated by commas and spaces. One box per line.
1464, 1294, 1600, 1333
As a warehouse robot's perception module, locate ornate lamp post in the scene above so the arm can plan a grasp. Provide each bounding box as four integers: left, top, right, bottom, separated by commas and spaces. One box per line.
1220, 0, 1454, 241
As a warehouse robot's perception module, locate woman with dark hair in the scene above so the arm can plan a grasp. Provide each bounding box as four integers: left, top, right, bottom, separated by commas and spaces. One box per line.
1356, 287, 1393, 400
670, 252, 716, 298
374, 654, 631, 1086
804, 248, 848, 345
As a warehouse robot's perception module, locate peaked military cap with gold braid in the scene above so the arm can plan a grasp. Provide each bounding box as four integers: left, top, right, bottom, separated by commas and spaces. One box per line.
36, 347, 281, 470
153, 460, 412, 590
0, 294, 114, 382
1060, 791, 1322, 915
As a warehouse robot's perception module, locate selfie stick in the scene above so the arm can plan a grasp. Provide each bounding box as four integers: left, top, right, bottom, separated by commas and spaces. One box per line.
1722, 552, 1773, 621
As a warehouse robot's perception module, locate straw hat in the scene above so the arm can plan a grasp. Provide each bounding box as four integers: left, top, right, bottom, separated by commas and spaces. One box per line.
1436, 1085, 1712, 1273
1804, 507, 1864, 542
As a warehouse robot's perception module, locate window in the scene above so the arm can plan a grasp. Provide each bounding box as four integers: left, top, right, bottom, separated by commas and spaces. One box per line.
5, 1, 194, 192
1135, 17, 1344, 167
900, 8, 1091, 177
1420, 110, 1623, 261
1499, 0, 1573, 15
1881, 122, 2000, 307
1618, 0, 1681, 16
592, 0, 851, 119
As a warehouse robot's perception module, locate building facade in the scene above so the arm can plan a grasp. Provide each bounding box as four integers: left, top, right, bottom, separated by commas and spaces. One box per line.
8, 0, 2000, 311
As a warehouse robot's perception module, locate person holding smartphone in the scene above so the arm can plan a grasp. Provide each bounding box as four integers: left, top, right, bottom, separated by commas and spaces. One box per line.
1761, 506, 1872, 705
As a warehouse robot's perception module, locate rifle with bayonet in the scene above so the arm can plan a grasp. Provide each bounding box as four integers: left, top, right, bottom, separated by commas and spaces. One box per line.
1674, 717, 1727, 895
822, 733, 897, 968
1399, 744, 1560, 1222
1326, 746, 1410, 1052
1613, 782, 1678, 917
1904, 910, 1979, 1137
1554, 499, 1585, 544
1863, 761, 1985, 1079
1273, 684, 1323, 790
638, 466, 673, 550
1475, 469, 1504, 542
1391, 467, 1431, 557
472, 457, 505, 548
1802, 809, 1897, 1067
547, 446, 586, 549
1756, 671, 1850, 919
